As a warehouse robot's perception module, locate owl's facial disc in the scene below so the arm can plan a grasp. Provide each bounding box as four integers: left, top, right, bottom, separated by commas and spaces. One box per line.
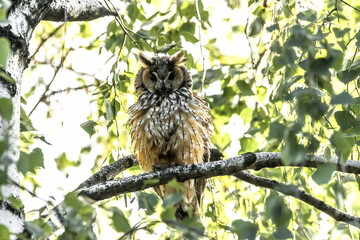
153, 72, 174, 94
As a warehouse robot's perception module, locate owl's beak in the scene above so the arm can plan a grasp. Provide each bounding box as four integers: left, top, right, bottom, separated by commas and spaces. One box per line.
152, 72, 172, 81
153, 72, 173, 94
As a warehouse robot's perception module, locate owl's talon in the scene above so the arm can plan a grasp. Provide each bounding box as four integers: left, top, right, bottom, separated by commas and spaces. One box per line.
152, 163, 167, 172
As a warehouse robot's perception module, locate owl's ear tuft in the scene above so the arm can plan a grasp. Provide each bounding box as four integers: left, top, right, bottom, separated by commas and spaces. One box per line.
139, 52, 153, 68
170, 51, 187, 65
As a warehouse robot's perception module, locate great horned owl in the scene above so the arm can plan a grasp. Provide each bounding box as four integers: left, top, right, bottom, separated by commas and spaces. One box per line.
127, 51, 212, 219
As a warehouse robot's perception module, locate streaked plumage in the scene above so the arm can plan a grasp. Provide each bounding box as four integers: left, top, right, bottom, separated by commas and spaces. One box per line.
128, 51, 212, 218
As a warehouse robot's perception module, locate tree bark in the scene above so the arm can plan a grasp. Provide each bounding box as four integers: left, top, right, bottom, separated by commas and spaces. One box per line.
43, 0, 117, 22
75, 152, 360, 228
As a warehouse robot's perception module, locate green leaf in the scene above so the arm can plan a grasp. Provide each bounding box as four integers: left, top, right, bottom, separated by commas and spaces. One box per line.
334, 111, 355, 131
330, 92, 354, 105
127, 4, 140, 22
331, 181, 346, 208
182, 32, 199, 43
79, 22, 92, 38
160, 206, 176, 221
330, 132, 355, 160
157, 42, 176, 53
0, 37, 10, 67
80, 120, 98, 137
17, 148, 44, 175
311, 164, 336, 185
7, 196, 23, 210
168, 178, 186, 191
297, 10, 317, 22
105, 99, 114, 121
64, 192, 93, 220
268, 122, 285, 139
179, 1, 196, 21
55, 153, 79, 171
24, 219, 52, 238
237, 81, 254, 96
324, 147, 331, 160
265, 194, 292, 228
337, 70, 359, 84
274, 227, 293, 239
266, 23, 279, 32
0, 70, 15, 84
0, 224, 10, 240
180, 22, 196, 34
355, 31, 360, 48
281, 132, 306, 165
231, 219, 258, 240
240, 137, 258, 153
249, 17, 264, 37
20, 107, 35, 132
136, 192, 159, 215
162, 193, 183, 207
0, 98, 13, 121
112, 208, 131, 233
333, 27, 350, 38
0, 139, 6, 157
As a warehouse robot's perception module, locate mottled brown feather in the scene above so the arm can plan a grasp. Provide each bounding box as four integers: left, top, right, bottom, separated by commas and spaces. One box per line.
128, 52, 212, 218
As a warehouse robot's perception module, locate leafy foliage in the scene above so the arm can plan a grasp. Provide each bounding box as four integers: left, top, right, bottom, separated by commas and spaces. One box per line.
1, 0, 360, 239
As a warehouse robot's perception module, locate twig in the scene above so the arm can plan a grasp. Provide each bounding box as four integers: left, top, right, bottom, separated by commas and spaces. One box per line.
111, 34, 127, 156
30, 24, 64, 60
46, 84, 95, 97
36, 60, 104, 82
340, 0, 360, 13
234, 171, 360, 228
195, 0, 207, 96
28, 48, 72, 117
321, 0, 338, 28
103, 0, 141, 49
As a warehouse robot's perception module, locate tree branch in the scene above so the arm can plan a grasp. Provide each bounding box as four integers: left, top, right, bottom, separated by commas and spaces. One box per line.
77, 151, 360, 201
77, 153, 257, 201
42, 0, 117, 22
77, 151, 360, 192
73, 151, 360, 229
76, 155, 137, 189
234, 171, 360, 229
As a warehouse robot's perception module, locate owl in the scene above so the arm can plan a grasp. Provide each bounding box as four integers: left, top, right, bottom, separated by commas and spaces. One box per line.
127, 51, 212, 219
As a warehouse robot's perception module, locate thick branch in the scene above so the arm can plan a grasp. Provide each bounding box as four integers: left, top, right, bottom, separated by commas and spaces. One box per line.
234, 171, 360, 229
78, 153, 257, 200
78, 152, 360, 192
63, 151, 360, 230
76, 155, 137, 189
42, 0, 117, 22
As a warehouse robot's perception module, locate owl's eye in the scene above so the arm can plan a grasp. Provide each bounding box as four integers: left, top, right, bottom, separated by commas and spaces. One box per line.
151, 73, 157, 82
168, 71, 174, 81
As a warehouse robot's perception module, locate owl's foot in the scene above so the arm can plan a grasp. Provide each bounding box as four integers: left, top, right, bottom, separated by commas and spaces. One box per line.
169, 162, 184, 168
152, 163, 167, 172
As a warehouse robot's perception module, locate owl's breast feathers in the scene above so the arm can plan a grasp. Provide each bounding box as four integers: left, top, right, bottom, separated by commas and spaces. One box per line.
127, 87, 212, 172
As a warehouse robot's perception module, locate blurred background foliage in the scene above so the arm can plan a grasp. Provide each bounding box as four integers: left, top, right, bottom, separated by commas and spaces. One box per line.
2, 0, 360, 239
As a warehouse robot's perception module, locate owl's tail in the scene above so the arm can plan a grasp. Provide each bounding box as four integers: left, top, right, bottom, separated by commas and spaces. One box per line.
154, 178, 205, 220
175, 203, 192, 220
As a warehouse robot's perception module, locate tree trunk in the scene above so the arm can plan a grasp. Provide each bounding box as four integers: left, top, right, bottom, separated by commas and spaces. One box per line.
0, 0, 115, 237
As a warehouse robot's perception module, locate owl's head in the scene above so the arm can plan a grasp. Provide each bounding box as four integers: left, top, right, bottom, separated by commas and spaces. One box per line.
134, 51, 192, 95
